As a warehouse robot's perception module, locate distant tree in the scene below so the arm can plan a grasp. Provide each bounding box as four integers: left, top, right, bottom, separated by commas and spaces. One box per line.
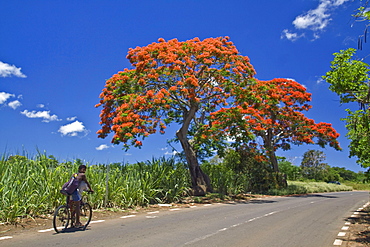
96, 37, 256, 195
300, 150, 328, 180
331, 167, 358, 181
211, 78, 341, 173
278, 157, 302, 181
223, 145, 278, 193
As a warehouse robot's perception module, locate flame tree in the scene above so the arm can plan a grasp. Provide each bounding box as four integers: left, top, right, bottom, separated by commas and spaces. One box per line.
211, 78, 341, 173
96, 37, 256, 195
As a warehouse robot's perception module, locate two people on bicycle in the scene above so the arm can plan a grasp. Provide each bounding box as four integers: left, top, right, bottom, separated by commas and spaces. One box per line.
70, 165, 94, 227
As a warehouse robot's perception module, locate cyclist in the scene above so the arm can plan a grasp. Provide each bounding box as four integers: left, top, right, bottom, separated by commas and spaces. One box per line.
70, 164, 94, 227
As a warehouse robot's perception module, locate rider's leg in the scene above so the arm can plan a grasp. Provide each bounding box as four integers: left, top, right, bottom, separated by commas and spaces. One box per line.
70, 190, 81, 227
75, 200, 81, 226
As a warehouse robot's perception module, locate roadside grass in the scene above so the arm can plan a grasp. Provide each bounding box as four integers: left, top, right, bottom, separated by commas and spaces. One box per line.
266, 181, 353, 196
342, 181, 370, 191
0, 154, 190, 223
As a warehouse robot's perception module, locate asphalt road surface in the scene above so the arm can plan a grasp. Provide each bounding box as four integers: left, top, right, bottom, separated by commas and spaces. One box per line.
1, 191, 369, 247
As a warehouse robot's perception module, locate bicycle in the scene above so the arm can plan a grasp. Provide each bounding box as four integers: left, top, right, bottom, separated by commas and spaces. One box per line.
53, 191, 93, 233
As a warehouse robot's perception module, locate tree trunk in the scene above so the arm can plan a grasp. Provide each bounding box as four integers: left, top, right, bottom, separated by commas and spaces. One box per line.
264, 129, 280, 173
269, 149, 279, 173
176, 129, 213, 196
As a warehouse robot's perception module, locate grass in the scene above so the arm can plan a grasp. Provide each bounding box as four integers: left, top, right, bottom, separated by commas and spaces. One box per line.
0, 154, 190, 223
342, 181, 370, 191
267, 181, 354, 196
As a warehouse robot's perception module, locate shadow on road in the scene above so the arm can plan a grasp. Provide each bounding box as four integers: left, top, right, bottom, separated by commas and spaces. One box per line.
288, 194, 338, 199
53, 226, 90, 235
225, 199, 278, 205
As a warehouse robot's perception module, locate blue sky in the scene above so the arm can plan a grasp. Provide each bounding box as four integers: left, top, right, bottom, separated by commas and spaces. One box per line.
1, 0, 368, 172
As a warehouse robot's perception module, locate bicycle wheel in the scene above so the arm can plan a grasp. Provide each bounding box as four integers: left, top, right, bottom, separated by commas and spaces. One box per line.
80, 202, 92, 230
53, 205, 70, 233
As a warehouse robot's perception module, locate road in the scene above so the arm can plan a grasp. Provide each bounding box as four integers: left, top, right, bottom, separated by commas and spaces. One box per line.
1, 191, 368, 247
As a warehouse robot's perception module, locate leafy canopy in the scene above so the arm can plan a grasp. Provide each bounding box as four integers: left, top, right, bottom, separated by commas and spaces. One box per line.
323, 48, 370, 106
323, 48, 370, 168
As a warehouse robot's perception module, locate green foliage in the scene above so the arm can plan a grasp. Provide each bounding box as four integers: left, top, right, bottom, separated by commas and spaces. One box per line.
330, 166, 358, 181
0, 154, 190, 223
204, 148, 287, 194
323, 48, 370, 105
0, 154, 75, 222
343, 181, 370, 190
267, 181, 353, 196
323, 48, 370, 168
278, 157, 302, 181
342, 109, 370, 168
300, 150, 328, 180
201, 162, 248, 195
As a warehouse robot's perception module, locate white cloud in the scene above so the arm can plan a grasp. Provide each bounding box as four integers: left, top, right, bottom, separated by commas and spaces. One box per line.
285, 78, 297, 82
37, 104, 45, 108
0, 92, 15, 104
21, 110, 61, 122
8, 100, 22, 109
0, 61, 27, 78
67, 116, 77, 121
164, 150, 179, 156
317, 78, 325, 84
293, 1, 331, 30
96, 144, 110, 150
281, 29, 304, 41
58, 120, 87, 136
162, 146, 179, 156
282, 0, 349, 41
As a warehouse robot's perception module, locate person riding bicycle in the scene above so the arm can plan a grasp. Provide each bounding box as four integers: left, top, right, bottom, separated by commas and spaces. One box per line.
70, 164, 94, 227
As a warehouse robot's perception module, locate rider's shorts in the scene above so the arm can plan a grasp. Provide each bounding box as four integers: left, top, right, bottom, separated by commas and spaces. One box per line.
71, 189, 82, 201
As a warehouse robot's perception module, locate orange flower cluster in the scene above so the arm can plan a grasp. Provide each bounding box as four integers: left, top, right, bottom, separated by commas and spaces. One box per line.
96, 36, 256, 148
210, 78, 341, 155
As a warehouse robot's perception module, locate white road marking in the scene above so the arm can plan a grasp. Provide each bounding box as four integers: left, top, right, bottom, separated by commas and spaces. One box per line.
184, 211, 278, 246
147, 211, 159, 214
38, 228, 55, 233
333, 239, 343, 245
121, 215, 136, 219
169, 208, 181, 211
337, 232, 346, 237
203, 204, 212, 207
341, 226, 349, 230
146, 216, 158, 219
37, 220, 104, 233
345, 222, 351, 225
0, 236, 13, 240
90, 220, 105, 224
